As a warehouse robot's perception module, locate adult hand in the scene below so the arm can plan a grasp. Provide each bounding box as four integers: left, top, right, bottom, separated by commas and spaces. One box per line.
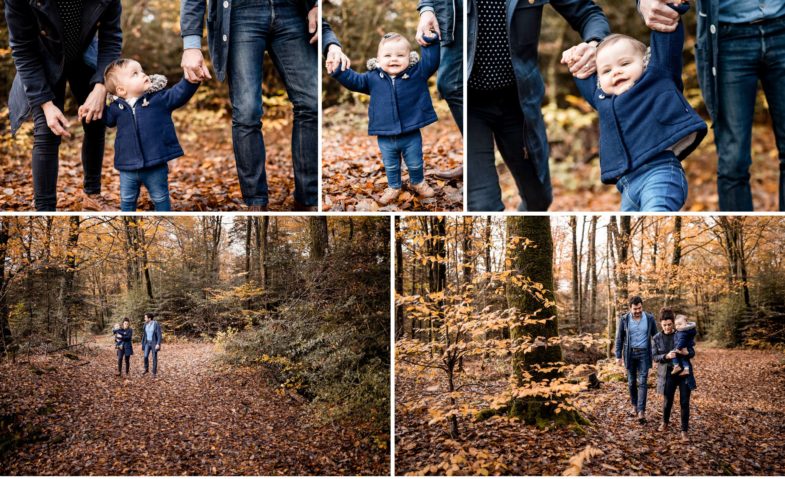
308, 6, 318, 45
181, 48, 212, 82
616, 358, 623, 367
416, 10, 441, 46
666, 351, 677, 359
561, 42, 598, 79
325, 44, 350, 74
41, 101, 71, 138
155, 344, 160, 351
78, 83, 106, 123
639, 0, 679, 32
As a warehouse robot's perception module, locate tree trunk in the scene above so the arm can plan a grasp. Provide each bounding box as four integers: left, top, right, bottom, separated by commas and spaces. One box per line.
0, 218, 12, 359
309, 217, 328, 260
395, 217, 404, 340
569, 217, 579, 331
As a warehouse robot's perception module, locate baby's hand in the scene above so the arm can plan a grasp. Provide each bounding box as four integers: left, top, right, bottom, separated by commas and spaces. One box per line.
561, 42, 598, 79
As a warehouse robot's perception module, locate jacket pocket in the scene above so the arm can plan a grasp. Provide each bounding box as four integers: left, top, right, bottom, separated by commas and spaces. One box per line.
655, 90, 691, 126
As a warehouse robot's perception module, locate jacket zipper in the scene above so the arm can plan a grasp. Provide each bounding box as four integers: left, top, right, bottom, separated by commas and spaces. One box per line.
390, 75, 401, 133
125, 99, 147, 166
610, 96, 633, 171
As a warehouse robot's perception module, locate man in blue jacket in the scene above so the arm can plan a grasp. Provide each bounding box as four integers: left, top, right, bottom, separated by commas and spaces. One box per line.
466, 0, 610, 212
141, 313, 162, 378
615, 295, 658, 423
640, 0, 785, 211
180, 0, 322, 211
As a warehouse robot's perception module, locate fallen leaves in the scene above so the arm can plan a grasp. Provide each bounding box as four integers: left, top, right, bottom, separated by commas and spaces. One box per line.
0, 336, 388, 475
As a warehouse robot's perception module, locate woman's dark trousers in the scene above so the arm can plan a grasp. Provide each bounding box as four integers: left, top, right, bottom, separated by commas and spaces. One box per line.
30, 61, 105, 211
663, 374, 691, 431
117, 350, 130, 375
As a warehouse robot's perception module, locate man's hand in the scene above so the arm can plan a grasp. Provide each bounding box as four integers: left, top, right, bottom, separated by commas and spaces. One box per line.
155, 344, 160, 351
181, 48, 212, 82
616, 358, 623, 367
325, 44, 350, 74
78, 83, 106, 123
560, 41, 598, 79
42, 101, 71, 138
416, 10, 441, 46
308, 6, 318, 44
639, 0, 679, 32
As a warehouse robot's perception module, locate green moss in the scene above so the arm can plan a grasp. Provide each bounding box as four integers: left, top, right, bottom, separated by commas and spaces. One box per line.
601, 372, 626, 383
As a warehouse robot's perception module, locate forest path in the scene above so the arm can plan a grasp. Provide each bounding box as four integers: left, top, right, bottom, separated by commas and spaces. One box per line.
396, 347, 785, 475
1, 336, 381, 475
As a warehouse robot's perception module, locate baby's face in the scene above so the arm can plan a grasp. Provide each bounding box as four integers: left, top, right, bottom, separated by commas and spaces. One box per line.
674, 318, 687, 329
115, 60, 151, 99
377, 39, 410, 77
597, 40, 645, 96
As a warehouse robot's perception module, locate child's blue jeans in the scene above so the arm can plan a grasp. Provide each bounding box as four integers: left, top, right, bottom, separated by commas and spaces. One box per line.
119, 163, 171, 212
616, 151, 688, 212
671, 356, 690, 371
377, 130, 424, 189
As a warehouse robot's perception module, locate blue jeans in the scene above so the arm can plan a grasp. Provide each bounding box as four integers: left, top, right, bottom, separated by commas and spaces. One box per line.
227, 0, 318, 207
437, 4, 463, 135
627, 349, 650, 413
671, 356, 691, 370
119, 163, 171, 211
716, 16, 785, 211
616, 152, 687, 212
143, 344, 158, 375
377, 130, 424, 189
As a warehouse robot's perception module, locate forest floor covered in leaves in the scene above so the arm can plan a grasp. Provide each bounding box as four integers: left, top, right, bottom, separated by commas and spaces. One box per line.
0, 335, 388, 475
396, 346, 785, 475
499, 120, 781, 212
322, 101, 463, 212
0, 104, 301, 211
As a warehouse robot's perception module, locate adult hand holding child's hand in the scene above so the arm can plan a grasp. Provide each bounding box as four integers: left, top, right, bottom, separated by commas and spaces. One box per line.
416, 10, 441, 47
639, 0, 680, 32
181, 48, 212, 82
560, 42, 598, 79
325, 44, 350, 74
78, 83, 106, 124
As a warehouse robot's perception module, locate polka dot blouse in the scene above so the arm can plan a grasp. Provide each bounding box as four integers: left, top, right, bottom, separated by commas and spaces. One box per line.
469, 0, 516, 91
55, 0, 84, 62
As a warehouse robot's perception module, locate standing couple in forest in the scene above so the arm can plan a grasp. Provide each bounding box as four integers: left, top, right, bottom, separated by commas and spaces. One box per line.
5, 0, 323, 211
113, 313, 162, 378
615, 296, 696, 442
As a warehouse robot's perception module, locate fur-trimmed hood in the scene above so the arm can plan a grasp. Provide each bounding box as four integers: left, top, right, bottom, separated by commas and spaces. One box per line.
366, 51, 420, 73
107, 74, 168, 103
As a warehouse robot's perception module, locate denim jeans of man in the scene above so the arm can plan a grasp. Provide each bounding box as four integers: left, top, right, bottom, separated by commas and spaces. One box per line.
616, 152, 688, 212
143, 344, 158, 375
627, 349, 650, 413
227, 0, 318, 207
716, 16, 785, 211
30, 61, 105, 211
377, 131, 424, 189
467, 86, 552, 211
663, 373, 691, 431
437, 3, 463, 135
119, 163, 171, 211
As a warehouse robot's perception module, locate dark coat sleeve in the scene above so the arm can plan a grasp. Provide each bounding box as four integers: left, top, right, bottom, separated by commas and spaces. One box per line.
652, 333, 668, 363
180, 0, 206, 39
104, 103, 117, 127
92, 0, 123, 86
648, 3, 689, 90
160, 77, 200, 110
417, 35, 441, 78
331, 67, 371, 94
574, 74, 598, 108
614, 315, 625, 359
5, 0, 55, 107
321, 19, 341, 55
551, 0, 611, 44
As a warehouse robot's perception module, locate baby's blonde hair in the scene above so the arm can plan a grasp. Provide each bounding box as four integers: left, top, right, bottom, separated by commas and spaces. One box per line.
596, 34, 647, 59
674, 314, 688, 326
103, 58, 134, 96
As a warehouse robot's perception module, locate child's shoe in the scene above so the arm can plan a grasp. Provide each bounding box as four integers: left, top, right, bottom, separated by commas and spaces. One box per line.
379, 187, 401, 205
679, 367, 690, 376
671, 365, 683, 375
411, 180, 435, 198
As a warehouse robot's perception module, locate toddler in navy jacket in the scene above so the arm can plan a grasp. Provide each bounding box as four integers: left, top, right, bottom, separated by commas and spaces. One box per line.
562, 2, 706, 212
102, 59, 199, 211
671, 314, 697, 376
330, 33, 440, 206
